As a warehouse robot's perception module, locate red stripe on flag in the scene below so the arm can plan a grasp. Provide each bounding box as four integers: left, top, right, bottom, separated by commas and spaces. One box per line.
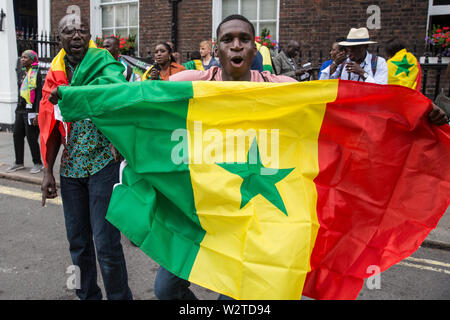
303, 80, 450, 300
38, 69, 68, 167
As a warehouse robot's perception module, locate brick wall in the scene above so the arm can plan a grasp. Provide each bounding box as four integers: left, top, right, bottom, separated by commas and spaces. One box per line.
49, 1, 429, 64
47, 0, 447, 98
139, 0, 212, 60
50, 0, 90, 35
279, 0, 429, 65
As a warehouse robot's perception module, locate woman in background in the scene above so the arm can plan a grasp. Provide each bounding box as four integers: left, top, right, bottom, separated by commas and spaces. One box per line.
6, 50, 43, 174
142, 42, 185, 81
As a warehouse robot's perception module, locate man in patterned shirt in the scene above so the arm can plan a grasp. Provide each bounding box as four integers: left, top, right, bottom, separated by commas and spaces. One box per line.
40, 14, 133, 300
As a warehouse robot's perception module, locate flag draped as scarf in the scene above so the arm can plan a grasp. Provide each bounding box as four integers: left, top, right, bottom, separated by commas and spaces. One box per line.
387, 48, 422, 91
38, 40, 125, 166
19, 50, 39, 105
57, 77, 450, 300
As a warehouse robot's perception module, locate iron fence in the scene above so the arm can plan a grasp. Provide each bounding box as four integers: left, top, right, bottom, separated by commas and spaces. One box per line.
16, 28, 59, 59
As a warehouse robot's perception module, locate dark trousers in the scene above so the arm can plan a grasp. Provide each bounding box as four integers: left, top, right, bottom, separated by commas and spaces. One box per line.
60, 161, 133, 300
154, 266, 233, 300
13, 112, 42, 165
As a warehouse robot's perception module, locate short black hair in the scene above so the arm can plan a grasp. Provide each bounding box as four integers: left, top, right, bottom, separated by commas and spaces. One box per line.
216, 14, 255, 39
159, 42, 173, 54
385, 38, 406, 58
190, 50, 201, 60
104, 36, 119, 46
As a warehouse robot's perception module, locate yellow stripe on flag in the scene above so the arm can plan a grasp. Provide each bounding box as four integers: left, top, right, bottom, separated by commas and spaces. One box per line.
186, 80, 339, 299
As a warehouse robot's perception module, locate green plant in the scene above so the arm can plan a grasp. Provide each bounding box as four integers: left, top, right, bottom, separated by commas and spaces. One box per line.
425, 25, 450, 57
255, 28, 278, 49
95, 34, 136, 55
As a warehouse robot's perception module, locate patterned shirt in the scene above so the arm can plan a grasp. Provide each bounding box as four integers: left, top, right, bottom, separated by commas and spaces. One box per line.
60, 119, 113, 178
60, 56, 113, 178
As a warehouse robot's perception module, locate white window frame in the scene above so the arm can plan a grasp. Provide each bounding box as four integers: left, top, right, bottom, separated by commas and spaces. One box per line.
212, 0, 280, 41
90, 0, 139, 54
426, 0, 450, 35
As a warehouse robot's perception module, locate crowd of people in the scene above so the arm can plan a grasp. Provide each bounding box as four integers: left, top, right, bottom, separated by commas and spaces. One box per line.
4, 12, 449, 300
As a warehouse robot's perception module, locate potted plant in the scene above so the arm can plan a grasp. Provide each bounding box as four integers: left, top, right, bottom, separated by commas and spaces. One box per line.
423, 25, 450, 64
95, 34, 137, 56
255, 28, 279, 57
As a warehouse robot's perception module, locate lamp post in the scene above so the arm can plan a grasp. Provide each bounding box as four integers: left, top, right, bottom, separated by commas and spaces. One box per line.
169, 0, 182, 51
0, 8, 6, 31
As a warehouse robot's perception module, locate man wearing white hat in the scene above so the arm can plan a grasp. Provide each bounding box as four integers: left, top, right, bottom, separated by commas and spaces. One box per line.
319, 27, 388, 84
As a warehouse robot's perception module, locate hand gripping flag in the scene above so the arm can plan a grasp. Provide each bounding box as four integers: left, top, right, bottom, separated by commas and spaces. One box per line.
387, 48, 422, 91
57, 78, 450, 300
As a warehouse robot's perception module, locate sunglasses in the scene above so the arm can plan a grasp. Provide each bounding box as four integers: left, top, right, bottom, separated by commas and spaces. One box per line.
61, 27, 89, 37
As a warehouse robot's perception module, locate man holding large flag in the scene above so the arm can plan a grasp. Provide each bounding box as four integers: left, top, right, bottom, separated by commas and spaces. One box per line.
38, 14, 132, 300
50, 16, 448, 300
156, 14, 296, 300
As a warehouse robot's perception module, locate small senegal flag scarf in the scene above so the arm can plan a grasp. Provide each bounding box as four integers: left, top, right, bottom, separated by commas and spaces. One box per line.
256, 42, 274, 73
387, 48, 422, 91
57, 79, 450, 300
183, 59, 205, 71
38, 40, 126, 167
20, 50, 39, 105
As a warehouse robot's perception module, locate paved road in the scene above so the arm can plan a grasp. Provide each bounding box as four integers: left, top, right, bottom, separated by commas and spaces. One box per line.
0, 178, 449, 300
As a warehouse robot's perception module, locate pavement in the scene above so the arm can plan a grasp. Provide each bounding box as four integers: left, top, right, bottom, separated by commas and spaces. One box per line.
0, 130, 449, 250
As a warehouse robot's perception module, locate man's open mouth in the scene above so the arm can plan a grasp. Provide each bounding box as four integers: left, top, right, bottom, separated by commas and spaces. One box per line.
230, 56, 244, 67
71, 43, 83, 53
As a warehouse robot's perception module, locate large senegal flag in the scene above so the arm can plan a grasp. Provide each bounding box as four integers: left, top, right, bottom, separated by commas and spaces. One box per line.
38, 40, 125, 166
57, 78, 450, 300
387, 48, 422, 91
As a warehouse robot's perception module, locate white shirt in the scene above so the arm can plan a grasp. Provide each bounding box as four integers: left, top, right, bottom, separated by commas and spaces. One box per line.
319, 51, 388, 84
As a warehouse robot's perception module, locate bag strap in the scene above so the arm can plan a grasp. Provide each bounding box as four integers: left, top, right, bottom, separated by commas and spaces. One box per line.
371, 54, 378, 77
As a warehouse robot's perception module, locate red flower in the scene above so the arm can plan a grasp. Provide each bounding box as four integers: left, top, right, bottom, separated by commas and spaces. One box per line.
262, 41, 268, 46
436, 28, 442, 33
267, 34, 272, 39
255, 36, 260, 42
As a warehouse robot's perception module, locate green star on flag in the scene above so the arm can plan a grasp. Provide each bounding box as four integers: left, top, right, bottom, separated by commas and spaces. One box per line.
217, 138, 295, 216
392, 54, 414, 76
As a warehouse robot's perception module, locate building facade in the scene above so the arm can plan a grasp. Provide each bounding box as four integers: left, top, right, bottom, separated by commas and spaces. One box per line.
1, 0, 449, 129
44, 0, 450, 61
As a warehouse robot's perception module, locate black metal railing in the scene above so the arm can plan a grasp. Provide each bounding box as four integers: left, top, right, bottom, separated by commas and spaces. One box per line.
420, 54, 449, 100
16, 28, 60, 59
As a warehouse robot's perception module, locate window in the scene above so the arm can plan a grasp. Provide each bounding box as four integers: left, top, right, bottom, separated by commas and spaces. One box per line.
427, 0, 450, 34
99, 0, 138, 39
213, 0, 279, 40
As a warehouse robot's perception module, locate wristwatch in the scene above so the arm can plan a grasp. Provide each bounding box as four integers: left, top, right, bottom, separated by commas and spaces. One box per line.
362, 72, 369, 80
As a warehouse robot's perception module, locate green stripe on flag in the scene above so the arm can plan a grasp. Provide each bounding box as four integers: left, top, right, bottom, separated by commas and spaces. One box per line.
59, 80, 206, 280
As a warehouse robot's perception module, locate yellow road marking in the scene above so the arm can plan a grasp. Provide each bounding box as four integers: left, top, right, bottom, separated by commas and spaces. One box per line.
405, 256, 450, 269
397, 261, 450, 275
0, 185, 62, 206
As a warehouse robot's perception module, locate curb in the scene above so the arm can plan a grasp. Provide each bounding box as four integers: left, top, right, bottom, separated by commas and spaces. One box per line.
421, 239, 450, 251
0, 171, 60, 188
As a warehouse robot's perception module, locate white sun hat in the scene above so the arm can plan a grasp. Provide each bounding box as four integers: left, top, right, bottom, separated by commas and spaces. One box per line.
338, 27, 377, 46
